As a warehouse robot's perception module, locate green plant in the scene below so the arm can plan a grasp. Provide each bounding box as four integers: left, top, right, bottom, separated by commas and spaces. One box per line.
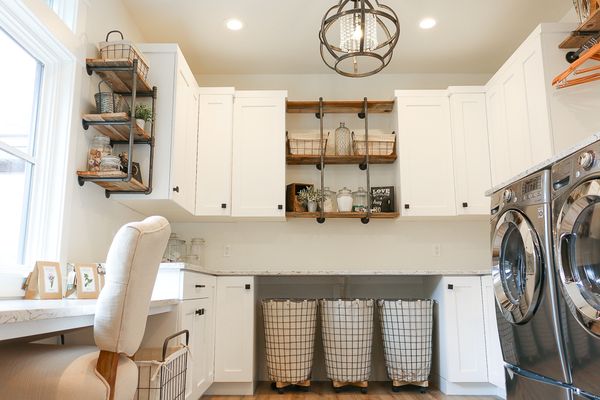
297, 187, 323, 203
134, 104, 152, 122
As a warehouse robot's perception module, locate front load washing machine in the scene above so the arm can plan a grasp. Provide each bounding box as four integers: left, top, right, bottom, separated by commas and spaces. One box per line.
552, 140, 600, 398
491, 169, 570, 390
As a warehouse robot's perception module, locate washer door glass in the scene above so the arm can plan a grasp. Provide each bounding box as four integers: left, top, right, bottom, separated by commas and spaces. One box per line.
492, 209, 542, 324
557, 179, 600, 332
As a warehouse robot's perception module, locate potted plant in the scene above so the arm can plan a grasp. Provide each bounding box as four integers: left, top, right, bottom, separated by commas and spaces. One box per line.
134, 104, 152, 131
297, 187, 323, 212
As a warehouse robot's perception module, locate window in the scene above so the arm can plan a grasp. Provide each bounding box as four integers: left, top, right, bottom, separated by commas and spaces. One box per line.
0, 29, 43, 265
44, 0, 78, 32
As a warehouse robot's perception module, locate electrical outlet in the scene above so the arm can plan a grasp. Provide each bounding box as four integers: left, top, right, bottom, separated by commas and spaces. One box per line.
223, 244, 231, 257
433, 244, 441, 257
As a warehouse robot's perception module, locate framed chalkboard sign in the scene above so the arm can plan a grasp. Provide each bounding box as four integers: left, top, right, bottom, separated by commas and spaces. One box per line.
371, 186, 395, 212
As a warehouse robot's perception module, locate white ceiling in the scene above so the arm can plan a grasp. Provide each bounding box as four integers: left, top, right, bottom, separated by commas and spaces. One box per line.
122, 0, 572, 75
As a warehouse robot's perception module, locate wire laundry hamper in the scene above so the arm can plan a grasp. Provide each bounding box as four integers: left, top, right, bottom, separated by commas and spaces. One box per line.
262, 299, 317, 392
134, 330, 189, 400
377, 299, 433, 392
320, 299, 374, 392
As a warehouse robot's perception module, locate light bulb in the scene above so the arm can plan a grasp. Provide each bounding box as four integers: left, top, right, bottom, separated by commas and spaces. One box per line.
225, 18, 243, 31
419, 18, 437, 29
352, 26, 363, 40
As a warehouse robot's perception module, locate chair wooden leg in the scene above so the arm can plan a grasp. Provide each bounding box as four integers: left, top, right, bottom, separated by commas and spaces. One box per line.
96, 350, 119, 400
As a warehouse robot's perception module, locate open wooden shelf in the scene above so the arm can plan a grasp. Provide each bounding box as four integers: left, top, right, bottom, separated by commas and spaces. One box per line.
286, 100, 394, 114
286, 211, 399, 219
286, 153, 397, 165
82, 113, 150, 141
86, 59, 152, 93
77, 170, 147, 192
560, 9, 600, 48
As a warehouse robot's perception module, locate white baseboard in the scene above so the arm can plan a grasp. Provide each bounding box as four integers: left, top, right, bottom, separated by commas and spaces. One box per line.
205, 382, 256, 396
437, 376, 505, 398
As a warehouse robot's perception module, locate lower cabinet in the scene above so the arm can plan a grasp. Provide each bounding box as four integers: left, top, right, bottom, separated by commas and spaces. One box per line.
481, 275, 506, 392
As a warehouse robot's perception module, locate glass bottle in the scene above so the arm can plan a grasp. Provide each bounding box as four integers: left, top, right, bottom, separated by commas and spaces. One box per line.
335, 122, 351, 155
163, 233, 186, 262
352, 186, 369, 212
322, 187, 337, 212
88, 135, 112, 172
337, 187, 353, 212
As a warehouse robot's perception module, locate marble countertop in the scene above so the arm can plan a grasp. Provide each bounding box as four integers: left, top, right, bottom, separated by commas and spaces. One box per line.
160, 263, 490, 277
0, 298, 178, 325
485, 132, 600, 196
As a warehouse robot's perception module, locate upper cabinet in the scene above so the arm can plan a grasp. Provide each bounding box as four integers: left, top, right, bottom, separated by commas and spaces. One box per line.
195, 88, 235, 216
395, 91, 457, 217
232, 91, 287, 219
449, 88, 492, 215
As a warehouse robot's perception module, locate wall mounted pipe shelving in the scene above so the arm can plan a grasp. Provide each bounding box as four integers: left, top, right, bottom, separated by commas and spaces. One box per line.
77, 58, 156, 198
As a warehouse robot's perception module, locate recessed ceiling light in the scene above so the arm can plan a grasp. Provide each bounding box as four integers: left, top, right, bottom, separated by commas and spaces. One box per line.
419, 18, 437, 30
226, 18, 244, 31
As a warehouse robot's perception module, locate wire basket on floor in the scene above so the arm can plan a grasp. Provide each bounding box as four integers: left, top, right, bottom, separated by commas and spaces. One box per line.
134, 330, 189, 400
320, 299, 374, 384
262, 299, 317, 387
377, 299, 433, 388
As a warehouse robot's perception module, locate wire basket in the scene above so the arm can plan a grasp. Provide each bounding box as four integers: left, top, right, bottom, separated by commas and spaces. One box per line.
377, 299, 433, 384
287, 132, 329, 156
98, 30, 150, 80
134, 330, 189, 400
95, 79, 129, 114
320, 299, 374, 383
262, 299, 317, 384
352, 132, 395, 156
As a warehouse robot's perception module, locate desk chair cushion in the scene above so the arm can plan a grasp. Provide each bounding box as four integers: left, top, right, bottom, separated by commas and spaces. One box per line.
0, 343, 137, 400
94, 216, 171, 356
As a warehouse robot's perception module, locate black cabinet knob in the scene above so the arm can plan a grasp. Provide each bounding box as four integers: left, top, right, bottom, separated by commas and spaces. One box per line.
195, 308, 205, 316
172, 186, 180, 193
462, 202, 468, 208
277, 204, 283, 210
245, 284, 251, 290
404, 204, 410, 209
221, 203, 227, 209
448, 284, 454, 290
195, 284, 205, 288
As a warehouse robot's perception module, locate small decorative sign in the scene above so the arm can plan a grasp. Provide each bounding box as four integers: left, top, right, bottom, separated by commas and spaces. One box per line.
24, 261, 63, 300
370, 186, 395, 213
66, 263, 105, 299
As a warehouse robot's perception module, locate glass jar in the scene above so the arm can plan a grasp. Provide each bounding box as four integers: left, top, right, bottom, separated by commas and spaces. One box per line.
335, 122, 351, 156
185, 238, 205, 266
99, 155, 121, 172
337, 187, 353, 212
88, 135, 112, 172
352, 186, 369, 212
163, 233, 186, 262
322, 187, 337, 212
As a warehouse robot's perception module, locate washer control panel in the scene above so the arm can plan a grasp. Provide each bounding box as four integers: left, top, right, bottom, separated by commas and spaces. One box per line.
521, 175, 544, 202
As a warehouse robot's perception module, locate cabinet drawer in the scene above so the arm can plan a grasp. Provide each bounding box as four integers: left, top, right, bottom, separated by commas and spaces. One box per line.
182, 271, 215, 300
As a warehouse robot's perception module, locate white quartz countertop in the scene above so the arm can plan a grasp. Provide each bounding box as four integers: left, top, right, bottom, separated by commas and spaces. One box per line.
0, 298, 179, 325
160, 263, 490, 277
485, 132, 600, 196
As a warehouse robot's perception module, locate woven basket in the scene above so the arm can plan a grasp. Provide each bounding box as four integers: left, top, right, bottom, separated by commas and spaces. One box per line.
94, 80, 129, 114
262, 299, 317, 383
377, 299, 433, 383
320, 299, 374, 383
98, 30, 150, 80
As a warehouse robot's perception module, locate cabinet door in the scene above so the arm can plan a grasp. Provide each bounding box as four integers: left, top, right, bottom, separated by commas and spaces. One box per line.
481, 275, 506, 390
396, 93, 456, 216
444, 276, 488, 382
196, 93, 234, 216
486, 83, 511, 185
450, 93, 492, 215
214, 276, 255, 382
232, 92, 286, 218
180, 298, 210, 399
171, 63, 198, 213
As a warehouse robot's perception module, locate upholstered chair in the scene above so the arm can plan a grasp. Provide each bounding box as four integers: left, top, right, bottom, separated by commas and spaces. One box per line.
0, 216, 171, 400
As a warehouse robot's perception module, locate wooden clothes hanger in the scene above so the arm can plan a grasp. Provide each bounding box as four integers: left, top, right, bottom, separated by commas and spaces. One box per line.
552, 37, 600, 89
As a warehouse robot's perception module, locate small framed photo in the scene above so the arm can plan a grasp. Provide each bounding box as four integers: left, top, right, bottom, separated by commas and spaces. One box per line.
75, 263, 100, 299
38, 261, 62, 299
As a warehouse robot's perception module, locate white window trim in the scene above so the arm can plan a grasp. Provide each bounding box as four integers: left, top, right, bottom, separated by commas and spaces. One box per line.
0, 1, 77, 269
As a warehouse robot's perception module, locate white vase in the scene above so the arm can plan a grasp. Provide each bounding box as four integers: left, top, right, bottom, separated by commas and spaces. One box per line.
307, 201, 318, 212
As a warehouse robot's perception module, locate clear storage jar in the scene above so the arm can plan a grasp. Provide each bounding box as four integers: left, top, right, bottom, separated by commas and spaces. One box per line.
337, 187, 353, 212
88, 135, 112, 172
99, 155, 121, 172
163, 233, 186, 262
352, 187, 369, 212
323, 187, 337, 212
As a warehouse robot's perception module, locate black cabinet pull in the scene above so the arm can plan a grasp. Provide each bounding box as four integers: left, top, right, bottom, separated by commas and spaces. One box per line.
462, 202, 468, 208
245, 284, 251, 290
448, 284, 454, 290
195, 308, 205, 316
221, 203, 227, 209
277, 204, 283, 210
195, 284, 205, 288
404, 204, 410, 209
172, 186, 180, 193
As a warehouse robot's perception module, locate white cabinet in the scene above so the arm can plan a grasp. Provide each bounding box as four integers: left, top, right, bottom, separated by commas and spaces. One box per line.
232, 91, 286, 218
195, 88, 235, 216
214, 276, 255, 383
449, 88, 492, 215
395, 91, 456, 216
481, 275, 506, 392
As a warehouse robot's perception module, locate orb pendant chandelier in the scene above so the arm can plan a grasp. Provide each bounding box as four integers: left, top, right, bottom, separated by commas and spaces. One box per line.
319, 0, 400, 78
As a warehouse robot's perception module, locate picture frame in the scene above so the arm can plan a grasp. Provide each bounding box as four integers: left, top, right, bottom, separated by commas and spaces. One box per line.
75, 263, 100, 299
24, 261, 63, 300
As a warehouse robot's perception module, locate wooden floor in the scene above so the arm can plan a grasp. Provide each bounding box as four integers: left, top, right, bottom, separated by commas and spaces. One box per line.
203, 382, 499, 400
